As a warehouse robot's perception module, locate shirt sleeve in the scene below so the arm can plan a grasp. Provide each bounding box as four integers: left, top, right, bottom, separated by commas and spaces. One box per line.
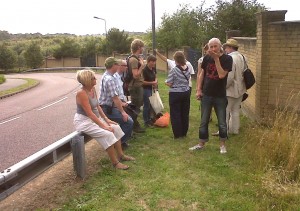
167, 59, 176, 70
165, 67, 175, 84
187, 62, 195, 74
129, 57, 139, 69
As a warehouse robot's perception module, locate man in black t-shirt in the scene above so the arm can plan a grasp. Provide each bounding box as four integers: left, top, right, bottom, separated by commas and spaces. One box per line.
190, 38, 233, 154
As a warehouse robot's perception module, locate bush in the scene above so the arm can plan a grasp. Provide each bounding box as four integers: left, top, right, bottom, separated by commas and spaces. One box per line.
0, 74, 6, 84
245, 93, 300, 185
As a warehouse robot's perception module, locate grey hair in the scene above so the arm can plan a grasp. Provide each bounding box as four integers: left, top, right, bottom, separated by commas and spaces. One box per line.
208, 38, 222, 46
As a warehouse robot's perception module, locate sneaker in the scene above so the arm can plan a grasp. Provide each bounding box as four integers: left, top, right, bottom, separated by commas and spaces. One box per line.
212, 131, 219, 136
220, 145, 227, 154
189, 144, 204, 151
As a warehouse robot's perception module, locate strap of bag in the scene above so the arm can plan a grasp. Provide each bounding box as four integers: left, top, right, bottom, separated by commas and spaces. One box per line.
176, 65, 189, 82
241, 54, 248, 71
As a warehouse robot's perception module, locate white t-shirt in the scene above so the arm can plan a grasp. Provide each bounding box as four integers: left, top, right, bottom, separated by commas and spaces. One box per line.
167, 59, 195, 87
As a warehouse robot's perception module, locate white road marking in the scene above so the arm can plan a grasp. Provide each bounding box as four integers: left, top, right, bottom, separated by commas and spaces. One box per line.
0, 116, 21, 125
37, 97, 68, 111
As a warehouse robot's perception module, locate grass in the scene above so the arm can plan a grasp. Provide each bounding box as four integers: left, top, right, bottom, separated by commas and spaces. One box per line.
0, 78, 39, 98
42, 71, 299, 210
0, 74, 5, 84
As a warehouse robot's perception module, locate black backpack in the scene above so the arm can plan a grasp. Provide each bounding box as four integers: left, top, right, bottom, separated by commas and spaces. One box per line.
242, 55, 255, 89
122, 54, 141, 96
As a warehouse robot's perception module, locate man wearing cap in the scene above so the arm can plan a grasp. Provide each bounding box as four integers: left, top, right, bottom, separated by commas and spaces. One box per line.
189, 37, 232, 154
222, 38, 246, 135
99, 57, 134, 149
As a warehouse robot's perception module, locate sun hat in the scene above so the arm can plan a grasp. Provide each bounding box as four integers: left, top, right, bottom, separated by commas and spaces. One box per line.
223, 38, 239, 48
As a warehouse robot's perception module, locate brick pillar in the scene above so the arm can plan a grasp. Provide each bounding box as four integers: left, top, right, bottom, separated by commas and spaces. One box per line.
256, 10, 287, 120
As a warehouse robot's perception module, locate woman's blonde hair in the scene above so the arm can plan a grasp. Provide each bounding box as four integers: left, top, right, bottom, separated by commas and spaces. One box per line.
173, 51, 186, 66
76, 69, 95, 87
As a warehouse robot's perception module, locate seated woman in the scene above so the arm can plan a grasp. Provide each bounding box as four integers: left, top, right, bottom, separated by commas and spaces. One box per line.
73, 69, 135, 170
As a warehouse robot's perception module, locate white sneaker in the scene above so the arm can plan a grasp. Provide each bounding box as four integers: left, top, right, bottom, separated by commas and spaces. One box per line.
189, 144, 204, 151
220, 146, 227, 154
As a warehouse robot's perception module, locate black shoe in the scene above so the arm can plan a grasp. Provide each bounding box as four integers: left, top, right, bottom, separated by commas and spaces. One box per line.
133, 127, 146, 133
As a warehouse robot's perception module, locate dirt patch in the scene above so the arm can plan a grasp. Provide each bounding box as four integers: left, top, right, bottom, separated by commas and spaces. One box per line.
0, 140, 106, 210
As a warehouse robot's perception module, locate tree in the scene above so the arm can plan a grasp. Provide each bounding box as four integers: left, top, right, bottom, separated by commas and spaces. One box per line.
156, 3, 209, 50
102, 28, 133, 55
205, 0, 266, 41
24, 42, 44, 69
0, 44, 17, 72
53, 37, 81, 58
155, 0, 266, 50
81, 36, 102, 66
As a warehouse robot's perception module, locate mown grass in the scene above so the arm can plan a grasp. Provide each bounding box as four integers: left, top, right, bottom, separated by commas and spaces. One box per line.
0, 74, 5, 84
53, 71, 300, 211
0, 78, 39, 97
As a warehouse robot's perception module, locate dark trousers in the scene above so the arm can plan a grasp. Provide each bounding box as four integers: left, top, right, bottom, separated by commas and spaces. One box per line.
169, 90, 190, 138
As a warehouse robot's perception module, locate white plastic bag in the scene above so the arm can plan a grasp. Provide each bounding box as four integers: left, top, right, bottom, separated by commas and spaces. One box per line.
149, 90, 164, 114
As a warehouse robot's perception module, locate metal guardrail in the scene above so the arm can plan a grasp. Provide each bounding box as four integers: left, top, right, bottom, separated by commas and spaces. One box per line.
0, 131, 91, 201
25, 67, 106, 72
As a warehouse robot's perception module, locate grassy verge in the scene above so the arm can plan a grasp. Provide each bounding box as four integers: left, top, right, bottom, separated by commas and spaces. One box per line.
0, 78, 39, 98
48, 71, 299, 210
0, 74, 5, 84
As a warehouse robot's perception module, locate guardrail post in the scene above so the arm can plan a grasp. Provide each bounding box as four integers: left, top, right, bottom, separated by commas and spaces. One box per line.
71, 134, 86, 179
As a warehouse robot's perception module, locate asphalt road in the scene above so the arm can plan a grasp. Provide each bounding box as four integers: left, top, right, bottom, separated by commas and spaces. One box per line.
0, 72, 101, 171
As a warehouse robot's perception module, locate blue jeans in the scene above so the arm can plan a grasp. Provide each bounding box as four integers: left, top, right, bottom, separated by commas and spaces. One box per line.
199, 95, 228, 141
101, 106, 133, 144
143, 88, 152, 124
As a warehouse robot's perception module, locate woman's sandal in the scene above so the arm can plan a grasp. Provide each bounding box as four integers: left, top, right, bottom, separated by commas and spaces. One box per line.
119, 154, 136, 162
113, 161, 129, 170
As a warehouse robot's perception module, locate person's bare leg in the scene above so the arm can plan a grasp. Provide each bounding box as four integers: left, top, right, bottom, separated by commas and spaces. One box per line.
114, 140, 135, 161
106, 145, 129, 169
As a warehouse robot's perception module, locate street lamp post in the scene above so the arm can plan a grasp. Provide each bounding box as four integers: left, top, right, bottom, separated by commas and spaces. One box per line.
151, 0, 156, 56
93, 16, 107, 37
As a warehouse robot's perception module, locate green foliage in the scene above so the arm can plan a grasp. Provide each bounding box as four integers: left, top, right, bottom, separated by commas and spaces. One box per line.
156, 0, 266, 49
80, 36, 102, 66
0, 74, 6, 84
24, 41, 44, 69
244, 94, 300, 184
102, 28, 133, 55
0, 30, 10, 41
206, 0, 266, 41
53, 37, 81, 58
0, 43, 17, 72
156, 3, 209, 50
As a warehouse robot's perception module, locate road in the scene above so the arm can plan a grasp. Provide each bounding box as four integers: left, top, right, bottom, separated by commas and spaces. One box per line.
0, 72, 101, 171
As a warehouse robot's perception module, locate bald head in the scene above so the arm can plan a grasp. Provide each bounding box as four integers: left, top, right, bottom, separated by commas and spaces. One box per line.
117, 60, 127, 73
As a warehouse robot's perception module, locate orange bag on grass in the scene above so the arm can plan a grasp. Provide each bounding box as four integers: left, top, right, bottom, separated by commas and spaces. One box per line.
154, 112, 170, 127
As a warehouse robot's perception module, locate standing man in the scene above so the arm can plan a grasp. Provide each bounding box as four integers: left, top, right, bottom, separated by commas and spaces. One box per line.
142, 54, 157, 127
127, 39, 146, 133
189, 38, 232, 154
223, 39, 246, 134
99, 57, 134, 149
155, 49, 195, 94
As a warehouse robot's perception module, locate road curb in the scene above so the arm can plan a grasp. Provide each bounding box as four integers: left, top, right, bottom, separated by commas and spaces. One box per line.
0, 81, 40, 100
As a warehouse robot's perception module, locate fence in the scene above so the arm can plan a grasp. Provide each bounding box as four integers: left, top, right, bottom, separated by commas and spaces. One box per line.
0, 132, 91, 201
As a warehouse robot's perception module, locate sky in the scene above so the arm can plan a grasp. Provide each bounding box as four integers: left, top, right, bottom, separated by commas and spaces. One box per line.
0, 0, 298, 35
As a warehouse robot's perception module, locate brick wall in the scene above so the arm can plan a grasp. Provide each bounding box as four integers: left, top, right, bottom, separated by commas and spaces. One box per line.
232, 10, 300, 121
